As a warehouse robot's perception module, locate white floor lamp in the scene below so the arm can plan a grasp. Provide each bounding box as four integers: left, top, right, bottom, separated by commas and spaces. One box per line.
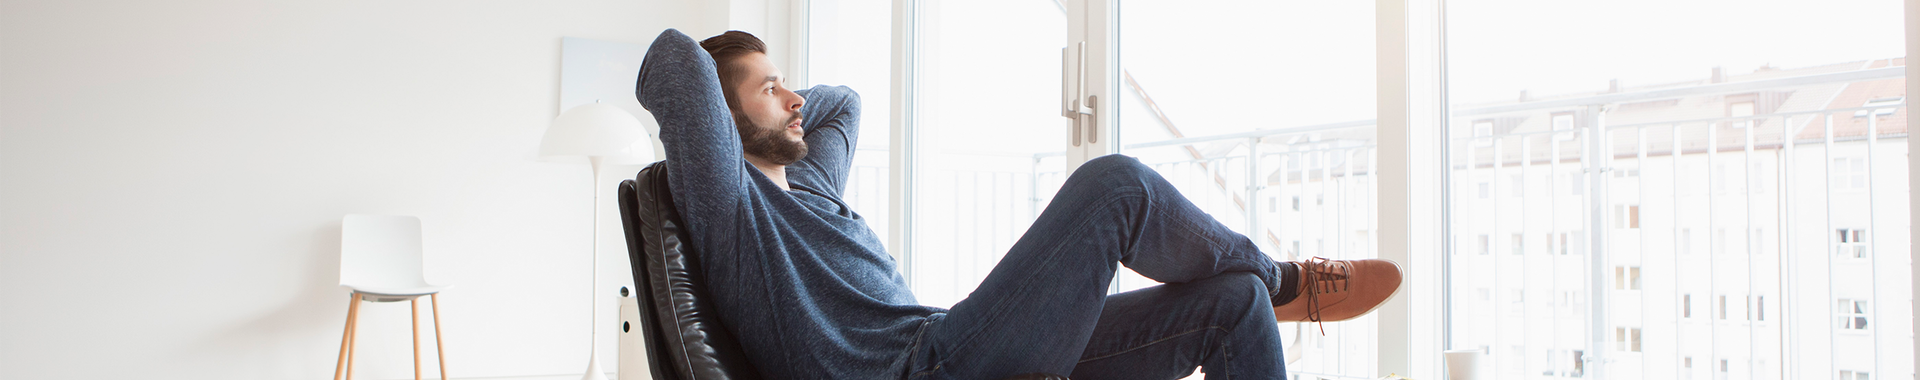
541, 102, 653, 380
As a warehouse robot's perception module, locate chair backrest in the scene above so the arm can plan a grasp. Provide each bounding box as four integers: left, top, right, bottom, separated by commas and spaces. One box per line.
340, 214, 431, 289
617, 162, 762, 380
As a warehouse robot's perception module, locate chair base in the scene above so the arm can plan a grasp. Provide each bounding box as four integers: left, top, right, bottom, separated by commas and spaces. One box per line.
335, 292, 450, 380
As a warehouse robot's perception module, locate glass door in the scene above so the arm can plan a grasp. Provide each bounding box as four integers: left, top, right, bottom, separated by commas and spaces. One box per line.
1110, 1, 1380, 378
904, 0, 1071, 308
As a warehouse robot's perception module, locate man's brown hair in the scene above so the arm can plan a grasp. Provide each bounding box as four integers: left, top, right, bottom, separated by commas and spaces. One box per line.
700, 30, 768, 108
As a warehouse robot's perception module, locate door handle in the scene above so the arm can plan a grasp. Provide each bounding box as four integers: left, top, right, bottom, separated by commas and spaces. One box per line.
1061, 42, 1097, 146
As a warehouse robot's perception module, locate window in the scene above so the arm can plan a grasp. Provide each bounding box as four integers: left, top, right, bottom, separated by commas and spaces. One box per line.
1839, 299, 1870, 330
1511, 233, 1525, 255
806, 0, 895, 244
1719, 359, 1730, 380
1510, 174, 1524, 197
1554, 232, 1571, 255
1477, 181, 1490, 199
1832, 157, 1867, 191
1680, 228, 1693, 255
1551, 112, 1576, 141
900, 0, 1069, 308
1614, 266, 1641, 290
1443, 1, 1906, 377
1615, 204, 1639, 229
1473, 120, 1494, 147
1684, 356, 1694, 380
1728, 101, 1755, 128
1614, 327, 1642, 352
1840, 370, 1873, 380
1837, 228, 1870, 259
1854, 97, 1901, 118
1478, 234, 1491, 255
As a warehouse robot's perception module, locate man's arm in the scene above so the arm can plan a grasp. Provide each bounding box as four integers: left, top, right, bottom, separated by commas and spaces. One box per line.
787, 85, 862, 198
634, 29, 746, 232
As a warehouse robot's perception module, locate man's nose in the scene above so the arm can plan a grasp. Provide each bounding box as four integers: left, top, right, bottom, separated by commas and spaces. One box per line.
789, 95, 805, 111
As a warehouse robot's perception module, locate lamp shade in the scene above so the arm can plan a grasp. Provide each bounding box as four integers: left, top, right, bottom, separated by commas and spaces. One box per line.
541, 103, 648, 158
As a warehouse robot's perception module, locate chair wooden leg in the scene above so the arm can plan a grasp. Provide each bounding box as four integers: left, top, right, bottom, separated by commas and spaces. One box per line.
344, 293, 364, 380
334, 292, 360, 380
431, 293, 449, 380
412, 298, 422, 380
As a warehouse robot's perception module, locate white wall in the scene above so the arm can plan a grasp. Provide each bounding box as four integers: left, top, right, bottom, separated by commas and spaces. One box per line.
0, 1, 787, 379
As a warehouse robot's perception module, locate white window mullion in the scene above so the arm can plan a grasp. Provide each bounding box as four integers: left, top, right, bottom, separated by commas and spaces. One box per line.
1376, 0, 1444, 377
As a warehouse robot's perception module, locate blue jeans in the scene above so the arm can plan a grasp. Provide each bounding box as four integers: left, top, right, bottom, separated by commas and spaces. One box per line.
904, 154, 1286, 380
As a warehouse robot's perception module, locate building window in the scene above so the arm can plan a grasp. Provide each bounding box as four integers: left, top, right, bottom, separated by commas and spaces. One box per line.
1853, 97, 1901, 118
1679, 228, 1693, 255
1718, 359, 1730, 380
1839, 299, 1870, 330
1473, 120, 1494, 147
1832, 157, 1867, 191
1477, 181, 1490, 199
1728, 101, 1755, 128
1683, 294, 1693, 318
1510, 174, 1525, 197
1614, 327, 1642, 352
1839, 370, 1872, 380
1552, 112, 1576, 141
1717, 295, 1728, 320
1615, 204, 1640, 229
1544, 349, 1586, 378
1478, 234, 1491, 255
1569, 172, 1584, 195
1555, 232, 1571, 255
1753, 295, 1765, 321
1614, 266, 1641, 290
1683, 356, 1694, 380
1511, 233, 1525, 255
1837, 228, 1869, 259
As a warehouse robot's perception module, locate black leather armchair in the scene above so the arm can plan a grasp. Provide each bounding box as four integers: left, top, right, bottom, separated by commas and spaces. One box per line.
618, 162, 1068, 380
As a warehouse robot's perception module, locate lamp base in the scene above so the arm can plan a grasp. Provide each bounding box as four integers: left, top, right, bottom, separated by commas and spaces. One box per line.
583, 349, 609, 380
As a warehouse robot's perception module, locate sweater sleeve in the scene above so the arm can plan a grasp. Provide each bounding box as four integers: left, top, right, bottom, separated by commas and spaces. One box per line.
634, 28, 746, 235
786, 85, 862, 199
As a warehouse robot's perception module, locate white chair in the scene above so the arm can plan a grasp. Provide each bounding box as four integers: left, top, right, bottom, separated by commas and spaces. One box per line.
335, 214, 450, 380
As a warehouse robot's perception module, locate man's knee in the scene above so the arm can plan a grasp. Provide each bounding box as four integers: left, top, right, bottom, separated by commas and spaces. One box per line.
1067, 154, 1159, 188
1080, 154, 1147, 176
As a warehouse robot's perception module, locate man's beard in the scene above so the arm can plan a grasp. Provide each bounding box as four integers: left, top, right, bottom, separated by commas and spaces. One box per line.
737, 112, 808, 165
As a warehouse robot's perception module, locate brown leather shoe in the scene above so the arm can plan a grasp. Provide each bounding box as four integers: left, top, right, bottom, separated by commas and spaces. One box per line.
1273, 257, 1404, 326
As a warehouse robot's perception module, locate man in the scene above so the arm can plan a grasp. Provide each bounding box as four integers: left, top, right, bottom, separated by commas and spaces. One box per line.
634, 28, 1402, 380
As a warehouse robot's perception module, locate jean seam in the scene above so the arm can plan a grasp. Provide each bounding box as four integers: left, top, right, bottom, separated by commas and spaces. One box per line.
902, 318, 936, 379
1075, 325, 1227, 363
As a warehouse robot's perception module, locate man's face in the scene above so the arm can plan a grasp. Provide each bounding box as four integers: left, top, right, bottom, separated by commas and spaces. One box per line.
726, 52, 808, 165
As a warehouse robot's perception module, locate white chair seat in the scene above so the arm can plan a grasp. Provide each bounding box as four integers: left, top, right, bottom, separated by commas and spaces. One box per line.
343, 284, 451, 301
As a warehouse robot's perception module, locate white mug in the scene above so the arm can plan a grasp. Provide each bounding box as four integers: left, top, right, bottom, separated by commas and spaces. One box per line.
1444, 348, 1488, 380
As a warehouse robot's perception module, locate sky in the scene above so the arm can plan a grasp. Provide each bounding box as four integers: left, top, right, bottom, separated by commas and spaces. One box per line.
1120, 0, 1907, 140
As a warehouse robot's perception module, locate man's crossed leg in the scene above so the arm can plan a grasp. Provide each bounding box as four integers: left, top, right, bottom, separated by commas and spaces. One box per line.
903, 155, 1401, 379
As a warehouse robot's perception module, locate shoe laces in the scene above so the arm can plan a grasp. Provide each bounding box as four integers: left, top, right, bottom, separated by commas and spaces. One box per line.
1299, 256, 1352, 335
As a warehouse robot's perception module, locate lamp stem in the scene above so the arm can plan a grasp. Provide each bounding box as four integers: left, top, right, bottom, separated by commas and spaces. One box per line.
583, 156, 608, 380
